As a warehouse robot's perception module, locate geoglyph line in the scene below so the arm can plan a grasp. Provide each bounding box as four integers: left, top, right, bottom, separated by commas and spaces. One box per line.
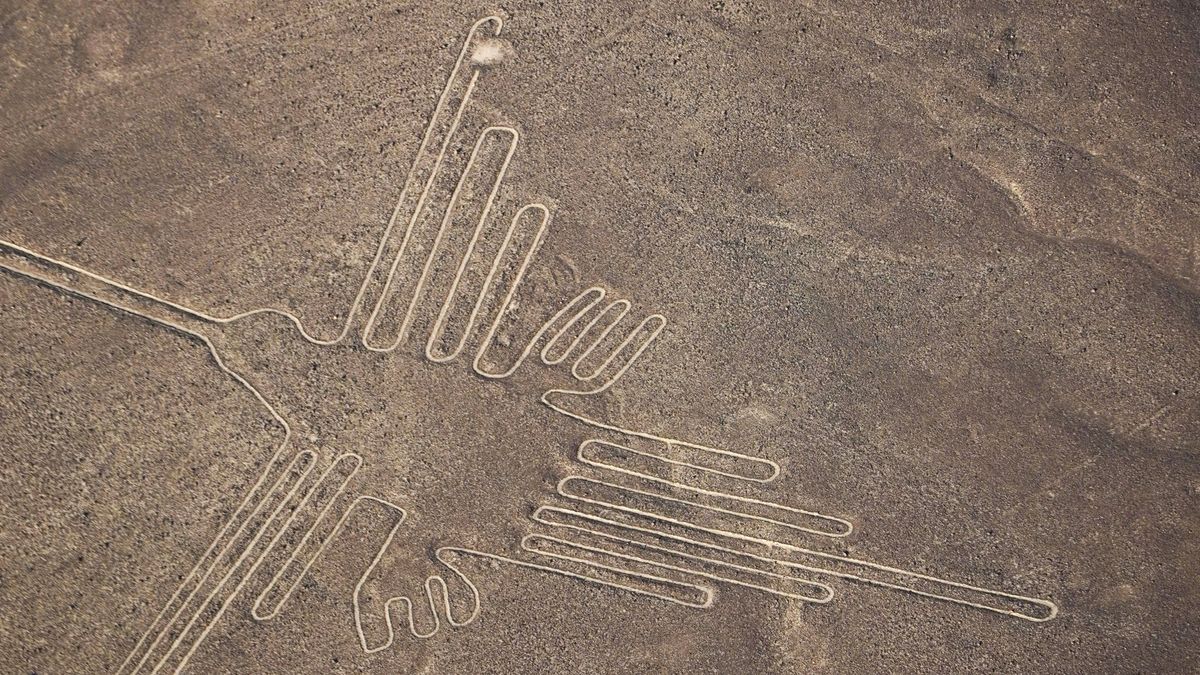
0, 244, 312, 674
576, 439, 853, 538
166, 452, 367, 673
523, 529, 835, 603
0, 12, 1058, 674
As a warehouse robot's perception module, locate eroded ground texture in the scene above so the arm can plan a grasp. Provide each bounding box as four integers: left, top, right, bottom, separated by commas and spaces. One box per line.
1, 1, 1198, 673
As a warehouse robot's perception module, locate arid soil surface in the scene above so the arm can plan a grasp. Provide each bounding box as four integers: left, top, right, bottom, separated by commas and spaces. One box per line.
2, 1, 1198, 673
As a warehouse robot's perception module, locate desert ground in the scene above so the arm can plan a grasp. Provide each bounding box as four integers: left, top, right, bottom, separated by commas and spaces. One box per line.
1, 1, 1198, 673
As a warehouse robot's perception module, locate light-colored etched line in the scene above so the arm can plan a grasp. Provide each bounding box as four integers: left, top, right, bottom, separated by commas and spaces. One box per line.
523, 524, 834, 603
359, 20, 506, 352
166, 453, 365, 672
4, 218, 1054, 666
554, 468, 844, 540
520, 297, 783, 483
567, 300, 639, 382
427, 200, 552, 363
476, 284, 796, 493
543, 394, 782, 484
558, 474, 825, 550
256, 495, 413, 651
534, 502, 854, 602
147, 448, 342, 674
447, 201, 552, 364
0, 12, 771, 664
472, 281, 1054, 623
465, 540, 715, 609
252, 492, 396, 621
253, 494, 415, 653
764, 536, 1060, 622
366, 124, 518, 351
577, 439, 853, 538
421, 125, 521, 361
343, 16, 499, 347
473, 285, 605, 379
542, 298, 629, 367
347, 521, 480, 651
0, 250, 307, 675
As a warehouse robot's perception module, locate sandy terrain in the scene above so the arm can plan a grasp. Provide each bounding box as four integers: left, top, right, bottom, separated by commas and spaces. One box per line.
1, 1, 1198, 673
